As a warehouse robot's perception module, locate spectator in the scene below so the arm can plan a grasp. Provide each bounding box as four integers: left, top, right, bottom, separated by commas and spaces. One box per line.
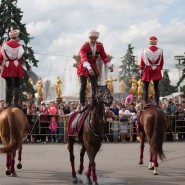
110, 100, 120, 142
175, 105, 185, 140
166, 99, 176, 132
39, 101, 49, 143
49, 117, 58, 143
58, 103, 65, 142
63, 102, 70, 114
119, 105, 128, 143
28, 105, 39, 143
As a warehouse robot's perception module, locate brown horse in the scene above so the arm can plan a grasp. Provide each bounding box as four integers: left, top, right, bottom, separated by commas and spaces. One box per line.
67, 85, 113, 185
138, 105, 168, 175
0, 107, 28, 176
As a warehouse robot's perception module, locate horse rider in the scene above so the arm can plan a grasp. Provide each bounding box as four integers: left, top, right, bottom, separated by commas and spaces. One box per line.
0, 30, 24, 108
140, 36, 164, 105
77, 30, 113, 109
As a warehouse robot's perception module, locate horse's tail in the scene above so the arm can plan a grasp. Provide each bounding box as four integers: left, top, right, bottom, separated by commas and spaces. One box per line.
151, 110, 166, 160
0, 111, 21, 154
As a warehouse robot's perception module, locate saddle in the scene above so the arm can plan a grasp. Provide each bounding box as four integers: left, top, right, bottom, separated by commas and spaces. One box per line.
143, 103, 161, 110
67, 107, 91, 136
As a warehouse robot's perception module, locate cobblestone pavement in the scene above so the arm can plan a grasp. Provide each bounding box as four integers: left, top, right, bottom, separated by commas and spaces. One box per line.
0, 142, 184, 185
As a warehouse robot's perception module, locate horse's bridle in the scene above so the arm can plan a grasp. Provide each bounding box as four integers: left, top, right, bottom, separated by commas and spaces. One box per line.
88, 86, 113, 138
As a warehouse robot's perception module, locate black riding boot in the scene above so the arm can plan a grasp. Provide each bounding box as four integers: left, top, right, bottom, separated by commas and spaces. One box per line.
155, 91, 159, 105
5, 88, 12, 107
153, 80, 160, 106
144, 90, 148, 104
144, 81, 149, 104
13, 88, 21, 108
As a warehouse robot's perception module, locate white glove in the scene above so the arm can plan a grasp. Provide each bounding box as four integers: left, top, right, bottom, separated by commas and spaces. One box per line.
139, 70, 143, 76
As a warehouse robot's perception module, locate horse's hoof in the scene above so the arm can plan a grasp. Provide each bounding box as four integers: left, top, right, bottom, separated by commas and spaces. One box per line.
11, 172, 18, 177
73, 177, 78, 184
139, 160, 143, 165
17, 163, 22, 169
148, 162, 154, 170
86, 176, 93, 185
77, 169, 83, 175
93, 181, 99, 185
148, 166, 154, 170
153, 167, 158, 175
5, 170, 11, 176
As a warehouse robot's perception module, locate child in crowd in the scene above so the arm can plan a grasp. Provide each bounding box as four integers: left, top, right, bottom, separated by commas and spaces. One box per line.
49, 117, 58, 143
119, 105, 128, 142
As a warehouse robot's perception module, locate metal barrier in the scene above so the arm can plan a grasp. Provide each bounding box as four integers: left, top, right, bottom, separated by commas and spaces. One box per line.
26, 114, 185, 143
26, 114, 68, 143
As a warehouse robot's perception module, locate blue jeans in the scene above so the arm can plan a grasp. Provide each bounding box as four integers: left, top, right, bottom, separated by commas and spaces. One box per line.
113, 130, 119, 142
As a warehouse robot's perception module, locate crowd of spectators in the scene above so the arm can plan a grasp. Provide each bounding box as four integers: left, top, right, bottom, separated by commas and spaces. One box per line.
0, 96, 185, 143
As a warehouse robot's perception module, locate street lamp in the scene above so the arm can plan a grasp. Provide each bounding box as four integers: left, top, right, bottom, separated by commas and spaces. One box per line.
174, 55, 185, 103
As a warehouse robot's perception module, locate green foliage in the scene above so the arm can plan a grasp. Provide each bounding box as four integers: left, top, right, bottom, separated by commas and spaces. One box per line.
159, 70, 177, 96
0, 0, 38, 100
118, 43, 140, 92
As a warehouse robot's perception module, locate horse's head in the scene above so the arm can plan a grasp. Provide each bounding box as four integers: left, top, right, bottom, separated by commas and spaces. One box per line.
96, 85, 113, 106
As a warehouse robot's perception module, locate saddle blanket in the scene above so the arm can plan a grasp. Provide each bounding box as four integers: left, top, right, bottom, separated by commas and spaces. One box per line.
67, 110, 89, 136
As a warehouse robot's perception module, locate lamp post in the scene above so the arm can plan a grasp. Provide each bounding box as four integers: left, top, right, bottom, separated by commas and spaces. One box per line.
174, 55, 185, 104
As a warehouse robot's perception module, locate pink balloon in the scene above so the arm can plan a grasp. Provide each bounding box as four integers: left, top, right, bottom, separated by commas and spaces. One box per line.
125, 94, 133, 104
49, 106, 58, 114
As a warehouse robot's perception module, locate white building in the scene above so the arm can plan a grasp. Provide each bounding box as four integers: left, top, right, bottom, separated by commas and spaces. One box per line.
0, 78, 6, 100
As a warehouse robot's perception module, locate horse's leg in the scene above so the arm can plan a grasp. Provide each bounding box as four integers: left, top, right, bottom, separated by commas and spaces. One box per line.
90, 158, 100, 185
148, 152, 154, 170
68, 137, 78, 183
78, 145, 86, 174
86, 147, 100, 185
86, 162, 92, 185
153, 154, 159, 175
6, 154, 11, 176
17, 145, 23, 169
139, 133, 145, 165
10, 151, 17, 177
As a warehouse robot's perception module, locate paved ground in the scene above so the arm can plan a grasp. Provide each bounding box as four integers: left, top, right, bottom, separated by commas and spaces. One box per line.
0, 142, 184, 185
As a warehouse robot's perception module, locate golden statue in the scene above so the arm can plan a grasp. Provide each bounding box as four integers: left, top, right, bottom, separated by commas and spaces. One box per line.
129, 76, 138, 97
36, 77, 43, 98
149, 80, 155, 98
56, 76, 62, 98
28, 77, 34, 99
105, 75, 117, 94
137, 79, 144, 98
119, 80, 126, 93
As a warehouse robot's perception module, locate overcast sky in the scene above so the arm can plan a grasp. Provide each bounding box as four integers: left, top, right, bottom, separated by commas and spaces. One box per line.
17, 0, 185, 95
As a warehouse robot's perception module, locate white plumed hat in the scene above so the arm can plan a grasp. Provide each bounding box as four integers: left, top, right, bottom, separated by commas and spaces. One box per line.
9, 30, 20, 38
89, 30, 100, 38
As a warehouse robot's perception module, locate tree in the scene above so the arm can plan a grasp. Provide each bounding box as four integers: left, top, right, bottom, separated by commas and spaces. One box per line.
159, 70, 177, 96
118, 43, 140, 92
0, 0, 38, 100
